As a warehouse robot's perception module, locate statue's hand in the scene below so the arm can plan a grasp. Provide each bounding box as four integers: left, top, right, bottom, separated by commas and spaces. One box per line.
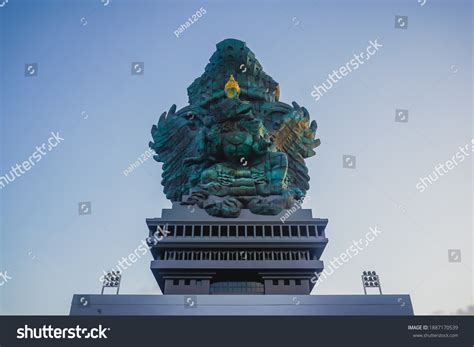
251, 171, 267, 184
253, 137, 272, 154
290, 101, 310, 122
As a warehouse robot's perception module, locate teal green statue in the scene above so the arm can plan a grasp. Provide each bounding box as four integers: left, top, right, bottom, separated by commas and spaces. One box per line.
150, 39, 320, 218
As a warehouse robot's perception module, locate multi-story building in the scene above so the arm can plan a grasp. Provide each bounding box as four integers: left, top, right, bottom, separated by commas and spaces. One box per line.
146, 205, 328, 295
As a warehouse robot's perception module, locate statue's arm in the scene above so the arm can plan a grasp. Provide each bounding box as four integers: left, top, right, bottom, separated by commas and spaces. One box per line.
184, 128, 219, 164
252, 134, 272, 155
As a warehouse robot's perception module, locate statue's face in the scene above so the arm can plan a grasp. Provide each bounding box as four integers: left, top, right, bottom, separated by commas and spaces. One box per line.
209, 98, 254, 123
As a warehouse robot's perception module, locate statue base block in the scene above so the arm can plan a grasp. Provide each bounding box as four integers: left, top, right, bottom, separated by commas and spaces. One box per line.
70, 294, 414, 315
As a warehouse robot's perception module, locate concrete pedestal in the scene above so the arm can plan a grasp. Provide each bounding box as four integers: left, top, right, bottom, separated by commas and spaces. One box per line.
70, 294, 414, 315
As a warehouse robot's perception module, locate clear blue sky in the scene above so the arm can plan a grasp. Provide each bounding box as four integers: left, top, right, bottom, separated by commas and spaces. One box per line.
0, 0, 472, 315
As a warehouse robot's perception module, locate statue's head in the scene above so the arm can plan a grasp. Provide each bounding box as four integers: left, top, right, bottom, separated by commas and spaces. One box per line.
187, 39, 280, 108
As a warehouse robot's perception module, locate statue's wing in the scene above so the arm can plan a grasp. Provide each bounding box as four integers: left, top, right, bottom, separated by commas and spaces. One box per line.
265, 102, 321, 194
149, 104, 202, 201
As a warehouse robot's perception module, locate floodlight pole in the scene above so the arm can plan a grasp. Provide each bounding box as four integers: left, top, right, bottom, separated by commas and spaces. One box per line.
100, 271, 122, 295
362, 271, 383, 295
116, 275, 121, 295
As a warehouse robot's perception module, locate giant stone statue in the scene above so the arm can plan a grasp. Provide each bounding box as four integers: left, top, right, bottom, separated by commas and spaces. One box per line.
150, 39, 320, 218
